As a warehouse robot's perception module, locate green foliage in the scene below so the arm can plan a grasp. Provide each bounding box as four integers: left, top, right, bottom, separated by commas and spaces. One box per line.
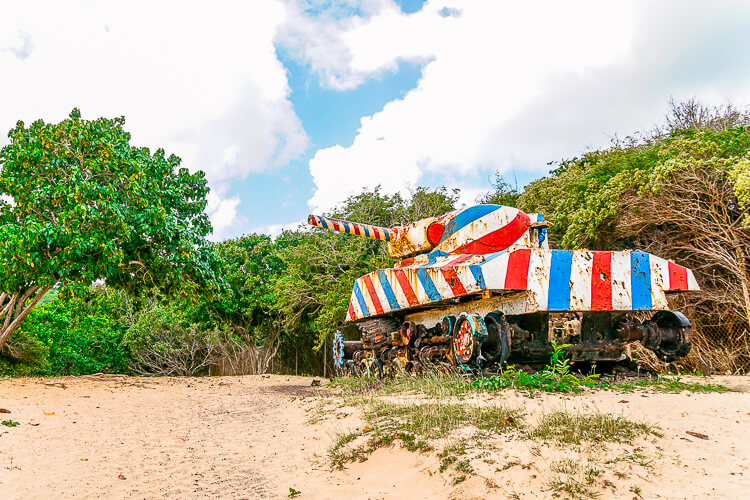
472, 342, 602, 393
193, 233, 283, 344
0, 325, 50, 376
1, 420, 20, 427
0, 108, 220, 304
513, 127, 750, 249
13, 286, 132, 375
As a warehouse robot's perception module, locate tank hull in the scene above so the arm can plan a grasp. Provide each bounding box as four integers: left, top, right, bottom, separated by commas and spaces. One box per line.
336, 248, 698, 374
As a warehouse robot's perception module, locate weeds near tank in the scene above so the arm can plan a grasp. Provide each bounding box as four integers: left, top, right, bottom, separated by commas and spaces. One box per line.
330, 372, 475, 398
530, 410, 661, 445
473, 342, 603, 393
327, 400, 524, 469
613, 375, 735, 393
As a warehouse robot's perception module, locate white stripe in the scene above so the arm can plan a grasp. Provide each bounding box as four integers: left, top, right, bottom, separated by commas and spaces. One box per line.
413, 270, 430, 304
649, 256, 670, 309
569, 251, 593, 311
479, 252, 510, 289
371, 273, 392, 313
350, 288, 363, 319
527, 249, 552, 309
456, 265, 481, 293
611, 251, 632, 310
428, 268, 454, 298
687, 269, 700, 290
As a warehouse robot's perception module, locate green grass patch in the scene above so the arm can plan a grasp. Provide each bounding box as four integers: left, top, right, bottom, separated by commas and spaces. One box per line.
531, 410, 660, 445
327, 400, 523, 469
329, 372, 475, 399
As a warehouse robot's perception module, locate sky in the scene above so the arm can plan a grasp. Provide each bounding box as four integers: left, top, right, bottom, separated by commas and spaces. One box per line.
1, 0, 750, 240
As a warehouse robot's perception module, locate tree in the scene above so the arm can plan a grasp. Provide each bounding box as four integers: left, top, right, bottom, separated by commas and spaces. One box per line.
192, 234, 285, 374
0, 109, 219, 349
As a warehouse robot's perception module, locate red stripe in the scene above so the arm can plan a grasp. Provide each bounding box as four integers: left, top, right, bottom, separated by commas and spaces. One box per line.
353, 224, 361, 236
668, 262, 689, 290
372, 227, 380, 239
504, 249, 531, 289
363, 275, 384, 315
591, 251, 613, 310
453, 212, 530, 254
332, 220, 340, 231
394, 269, 420, 306
347, 302, 356, 321
441, 267, 467, 296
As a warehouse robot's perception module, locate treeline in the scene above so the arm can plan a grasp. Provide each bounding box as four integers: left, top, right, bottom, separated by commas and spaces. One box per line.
1, 100, 749, 376
0, 187, 461, 377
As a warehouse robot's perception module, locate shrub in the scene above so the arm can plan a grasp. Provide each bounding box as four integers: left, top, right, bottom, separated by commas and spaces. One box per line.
124, 305, 219, 376
5, 287, 131, 375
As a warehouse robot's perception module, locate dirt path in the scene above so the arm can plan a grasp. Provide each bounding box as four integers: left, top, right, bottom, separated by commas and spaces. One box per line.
0, 375, 748, 499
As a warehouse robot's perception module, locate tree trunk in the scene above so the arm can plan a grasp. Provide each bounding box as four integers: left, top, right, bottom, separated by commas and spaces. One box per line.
0, 286, 53, 352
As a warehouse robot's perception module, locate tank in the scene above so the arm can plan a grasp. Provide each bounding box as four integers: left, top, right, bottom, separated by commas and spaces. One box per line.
309, 205, 699, 375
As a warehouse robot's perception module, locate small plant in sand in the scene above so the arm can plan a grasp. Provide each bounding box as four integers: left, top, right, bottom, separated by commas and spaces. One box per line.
473, 342, 603, 393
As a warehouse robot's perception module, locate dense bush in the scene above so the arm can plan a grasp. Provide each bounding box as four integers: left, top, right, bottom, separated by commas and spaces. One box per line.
7, 287, 132, 375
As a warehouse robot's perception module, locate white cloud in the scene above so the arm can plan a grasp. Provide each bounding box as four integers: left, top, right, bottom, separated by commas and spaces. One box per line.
282, 0, 750, 213
0, 0, 308, 238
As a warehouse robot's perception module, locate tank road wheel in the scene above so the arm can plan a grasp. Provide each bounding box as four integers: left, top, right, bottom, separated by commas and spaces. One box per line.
483, 312, 511, 366
651, 311, 693, 363
451, 313, 489, 370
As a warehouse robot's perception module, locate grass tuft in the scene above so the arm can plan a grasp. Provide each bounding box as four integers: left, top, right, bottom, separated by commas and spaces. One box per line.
531, 410, 660, 445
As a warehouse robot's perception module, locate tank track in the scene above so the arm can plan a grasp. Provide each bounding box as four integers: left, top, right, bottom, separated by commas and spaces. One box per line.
334, 310, 692, 377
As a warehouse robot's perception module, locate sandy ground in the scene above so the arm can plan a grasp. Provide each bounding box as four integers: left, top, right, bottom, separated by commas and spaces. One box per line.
0, 374, 748, 499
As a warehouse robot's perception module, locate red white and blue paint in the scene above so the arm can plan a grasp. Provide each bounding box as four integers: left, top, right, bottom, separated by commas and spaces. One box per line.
345, 248, 699, 321
307, 204, 699, 323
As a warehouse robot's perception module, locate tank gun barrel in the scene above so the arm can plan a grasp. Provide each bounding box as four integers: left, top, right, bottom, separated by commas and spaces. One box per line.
308, 214, 391, 242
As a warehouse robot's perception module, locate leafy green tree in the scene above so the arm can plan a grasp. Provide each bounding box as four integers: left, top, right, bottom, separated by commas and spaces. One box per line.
0, 109, 219, 349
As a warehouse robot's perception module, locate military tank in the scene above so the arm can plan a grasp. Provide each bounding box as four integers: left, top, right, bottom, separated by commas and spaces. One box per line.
308, 204, 699, 376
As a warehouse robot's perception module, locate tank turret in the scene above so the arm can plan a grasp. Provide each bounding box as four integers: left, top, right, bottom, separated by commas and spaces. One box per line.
309, 204, 699, 375
309, 205, 552, 259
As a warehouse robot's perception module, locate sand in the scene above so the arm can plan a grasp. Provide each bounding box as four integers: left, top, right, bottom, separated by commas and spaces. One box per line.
0, 374, 748, 499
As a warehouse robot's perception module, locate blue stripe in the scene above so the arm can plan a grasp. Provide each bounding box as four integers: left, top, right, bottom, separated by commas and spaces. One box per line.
363, 225, 371, 238
417, 268, 442, 302
377, 270, 401, 311
439, 205, 501, 243
631, 251, 652, 310
319, 217, 329, 229
469, 264, 485, 288
353, 282, 370, 317
547, 250, 573, 310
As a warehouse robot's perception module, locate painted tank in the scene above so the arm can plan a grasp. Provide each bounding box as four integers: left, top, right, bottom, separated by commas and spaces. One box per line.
308, 204, 699, 375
